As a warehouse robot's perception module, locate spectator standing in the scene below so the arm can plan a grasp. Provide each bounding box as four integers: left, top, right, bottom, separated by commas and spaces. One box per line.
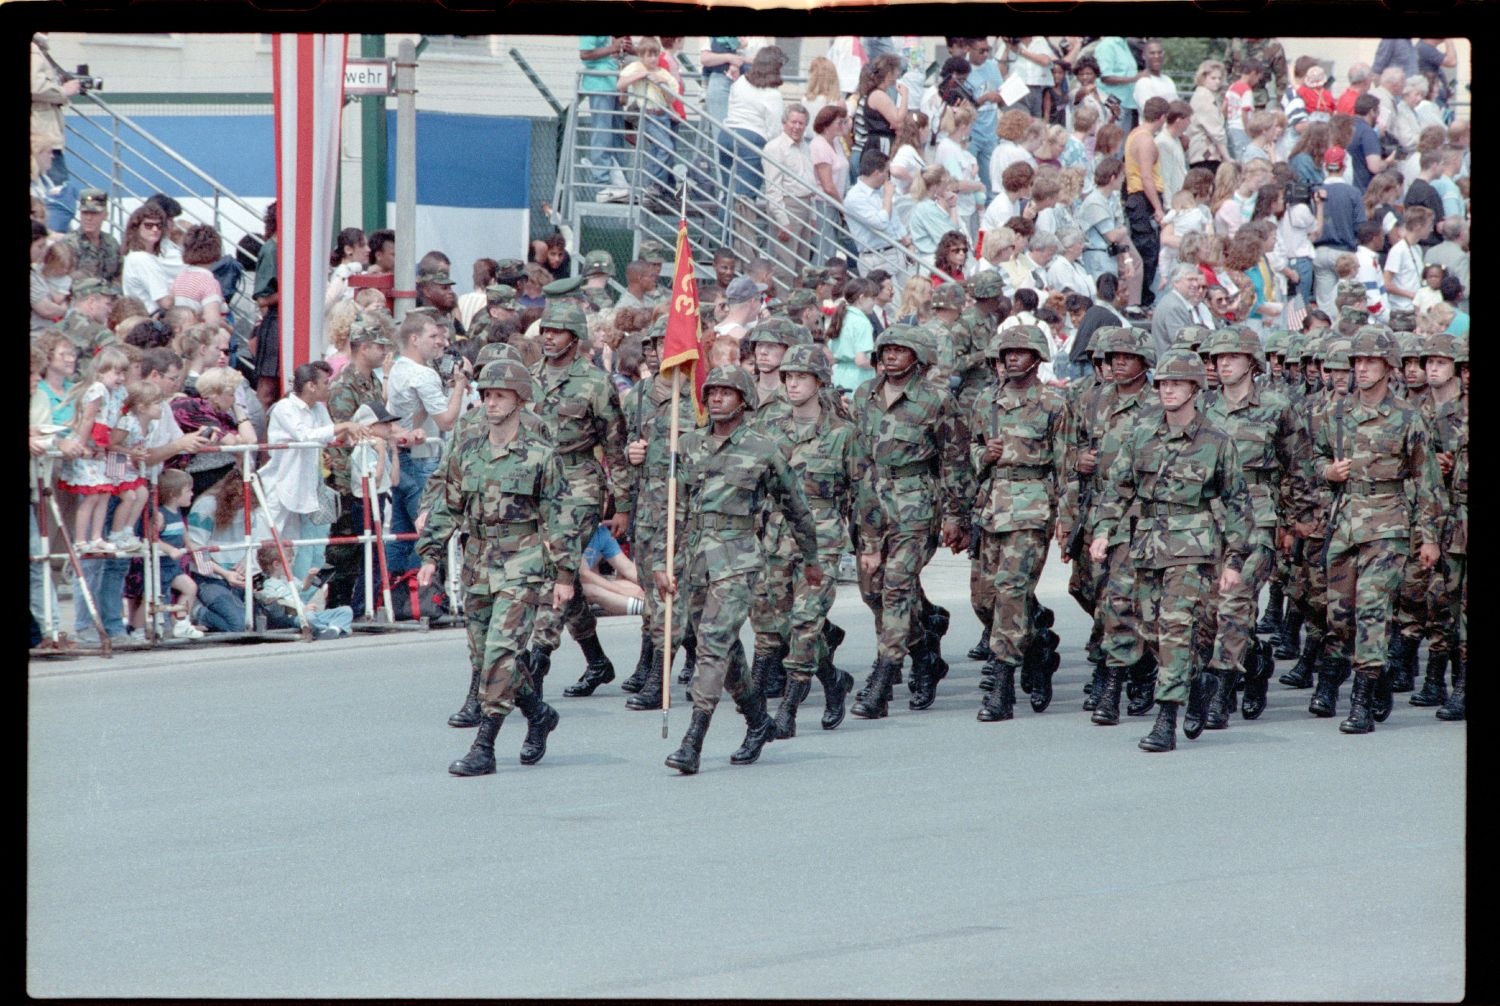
1156, 100, 1193, 201
721, 45, 787, 206
828, 276, 878, 393
764, 102, 820, 290
1298, 63, 1337, 123
1003, 36, 1057, 118
1223, 58, 1264, 160
800, 56, 843, 129
324, 226, 367, 308
63, 189, 121, 284
1123, 96, 1170, 308
966, 39, 1004, 200
169, 224, 227, 327
1402, 149, 1447, 248
844, 148, 914, 283
700, 35, 745, 128
31, 34, 79, 232
120, 204, 174, 314
1383, 207, 1432, 312
1373, 38, 1420, 79
618, 36, 682, 210
809, 105, 853, 264
1093, 36, 1141, 131
250, 202, 280, 412
1132, 40, 1178, 111
935, 104, 984, 241
851, 54, 907, 182
1348, 94, 1397, 192
1288, 121, 1332, 186
579, 35, 632, 202
1335, 62, 1373, 116
1187, 60, 1230, 173
57, 346, 131, 553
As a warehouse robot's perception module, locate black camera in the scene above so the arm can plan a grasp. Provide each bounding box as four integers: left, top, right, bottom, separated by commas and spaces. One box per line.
65, 63, 103, 92
1000, 37, 1023, 47
433, 346, 470, 386
1105, 241, 1131, 257
1285, 179, 1315, 205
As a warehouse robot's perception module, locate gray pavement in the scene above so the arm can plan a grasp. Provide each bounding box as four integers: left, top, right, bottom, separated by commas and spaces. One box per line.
28, 547, 1465, 999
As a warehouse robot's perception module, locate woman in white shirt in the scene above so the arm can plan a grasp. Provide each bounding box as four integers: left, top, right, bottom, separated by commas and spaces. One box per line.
886, 110, 930, 225
989, 107, 1037, 196
935, 104, 985, 241
1187, 60, 1231, 172
121, 204, 175, 313
799, 56, 842, 134
721, 46, 787, 206
1044, 226, 1096, 300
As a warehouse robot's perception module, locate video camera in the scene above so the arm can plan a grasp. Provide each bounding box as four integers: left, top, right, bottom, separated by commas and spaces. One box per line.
62, 63, 103, 93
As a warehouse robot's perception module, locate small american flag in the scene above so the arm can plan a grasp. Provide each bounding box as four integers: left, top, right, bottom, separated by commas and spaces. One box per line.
1282, 293, 1307, 332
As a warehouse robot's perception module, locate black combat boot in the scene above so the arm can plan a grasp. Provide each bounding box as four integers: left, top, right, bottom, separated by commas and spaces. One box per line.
856, 657, 897, 705
1183, 671, 1211, 739
1204, 668, 1236, 730
1410, 651, 1449, 706
617, 627, 653, 693
764, 643, 790, 699
1274, 607, 1305, 661
448, 713, 502, 776
1139, 701, 1179, 752
907, 630, 941, 710
448, 662, 482, 727
773, 675, 813, 738
967, 627, 994, 661
1256, 581, 1285, 635
822, 620, 846, 663
514, 685, 560, 765
1027, 633, 1061, 712
852, 658, 899, 719
1279, 633, 1318, 688
566, 635, 622, 697
1339, 673, 1376, 734
1436, 655, 1465, 721
1372, 665, 1395, 723
1386, 633, 1418, 694
1082, 658, 1109, 711
525, 645, 553, 700
815, 657, 854, 730
1020, 629, 1060, 694
751, 649, 778, 699
665, 708, 712, 774
1126, 654, 1158, 717
1240, 640, 1273, 720
925, 603, 951, 643
678, 634, 697, 685
976, 663, 1016, 721
730, 687, 777, 764
1091, 664, 1125, 725
1309, 655, 1350, 718
625, 648, 665, 710
1034, 604, 1055, 629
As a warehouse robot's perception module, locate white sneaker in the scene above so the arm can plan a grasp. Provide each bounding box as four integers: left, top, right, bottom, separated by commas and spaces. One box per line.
87, 539, 117, 555
112, 535, 145, 555
598, 186, 630, 203
127, 628, 148, 643
172, 619, 205, 639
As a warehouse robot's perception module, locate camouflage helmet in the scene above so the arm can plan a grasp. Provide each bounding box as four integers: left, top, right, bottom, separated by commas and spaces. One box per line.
1154, 348, 1209, 389
1396, 330, 1425, 361
1453, 336, 1469, 365
1100, 325, 1155, 368
701, 364, 759, 410
1333, 279, 1369, 310
931, 282, 968, 311
874, 324, 931, 366
1173, 324, 1214, 352
641, 316, 668, 344
475, 341, 523, 368
1322, 339, 1353, 371
966, 271, 1005, 300
1350, 325, 1400, 368
1387, 306, 1418, 333
539, 298, 588, 339
1420, 332, 1459, 363
1262, 329, 1293, 358
474, 359, 533, 402
784, 288, 819, 313
779, 343, 831, 384
745, 317, 811, 348
1284, 332, 1306, 362
1088, 326, 1111, 362
993, 324, 1052, 362
1204, 326, 1266, 367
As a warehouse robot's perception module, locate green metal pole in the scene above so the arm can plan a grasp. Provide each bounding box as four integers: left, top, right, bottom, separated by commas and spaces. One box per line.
361, 34, 388, 231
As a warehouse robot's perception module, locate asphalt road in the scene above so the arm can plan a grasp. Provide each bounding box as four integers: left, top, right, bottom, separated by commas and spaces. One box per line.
28, 547, 1466, 999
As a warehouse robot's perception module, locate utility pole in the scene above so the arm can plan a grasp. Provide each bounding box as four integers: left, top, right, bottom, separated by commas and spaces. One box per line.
394, 38, 417, 318
361, 33, 388, 231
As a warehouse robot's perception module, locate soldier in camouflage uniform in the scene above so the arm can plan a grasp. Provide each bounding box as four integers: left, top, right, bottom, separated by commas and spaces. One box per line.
1429, 337, 1467, 721
1384, 325, 1437, 691
1075, 327, 1162, 722
848, 325, 971, 720
418, 361, 576, 776
1226, 38, 1289, 109
54, 278, 119, 359
1199, 327, 1298, 726
954, 273, 1006, 417
1090, 349, 1254, 752
463, 284, 521, 347
1307, 327, 1442, 734
1057, 329, 1113, 680
1262, 330, 1291, 386
969, 326, 1069, 722
63, 189, 122, 284
654, 366, 823, 775
765, 344, 868, 737
580, 250, 618, 314
923, 281, 970, 397
608, 319, 704, 708
528, 298, 633, 698
1254, 329, 1296, 638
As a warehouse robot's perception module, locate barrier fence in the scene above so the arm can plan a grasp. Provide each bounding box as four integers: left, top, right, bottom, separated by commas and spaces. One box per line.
31, 439, 465, 657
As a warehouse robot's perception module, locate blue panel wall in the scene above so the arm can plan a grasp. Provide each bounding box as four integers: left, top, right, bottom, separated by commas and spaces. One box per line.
386, 110, 532, 209
68, 115, 277, 196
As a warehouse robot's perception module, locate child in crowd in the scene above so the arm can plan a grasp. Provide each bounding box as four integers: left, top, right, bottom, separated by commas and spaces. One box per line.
107, 381, 160, 553
255, 542, 353, 640
1383, 206, 1433, 312
152, 468, 204, 638
1412, 263, 1446, 314
1353, 221, 1389, 320
58, 345, 133, 554
349, 402, 400, 507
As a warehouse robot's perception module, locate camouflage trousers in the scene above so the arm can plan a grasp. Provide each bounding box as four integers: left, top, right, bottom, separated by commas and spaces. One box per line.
1067, 547, 1100, 616
978, 528, 1049, 667
785, 547, 841, 683
1137, 563, 1214, 706
1326, 538, 1408, 678
685, 571, 758, 714
1427, 552, 1465, 658
750, 526, 796, 657
637, 529, 694, 663
1392, 543, 1436, 644
464, 585, 541, 718
1204, 539, 1278, 673
1100, 541, 1146, 669
1294, 534, 1331, 659
531, 495, 601, 651
860, 524, 937, 663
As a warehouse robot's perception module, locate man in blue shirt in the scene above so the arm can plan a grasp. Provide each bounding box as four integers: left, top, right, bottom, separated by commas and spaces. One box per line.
1348, 93, 1396, 192
1373, 38, 1419, 79
967, 38, 1004, 202
843, 148, 913, 283
1310, 145, 1367, 316
579, 36, 631, 202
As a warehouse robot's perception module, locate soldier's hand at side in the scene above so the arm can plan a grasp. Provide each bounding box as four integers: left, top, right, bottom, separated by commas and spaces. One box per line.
607, 511, 630, 539
1294, 520, 1315, 539
1088, 535, 1108, 563
983, 438, 1006, 462
553, 580, 575, 610
940, 520, 964, 550
1419, 542, 1440, 570
654, 569, 676, 597
1279, 530, 1295, 553
627, 439, 648, 466
803, 563, 824, 588
1438, 451, 1454, 476
414, 509, 429, 535
417, 561, 437, 588
858, 551, 880, 576
1218, 567, 1242, 594
1324, 458, 1352, 483
1077, 448, 1098, 476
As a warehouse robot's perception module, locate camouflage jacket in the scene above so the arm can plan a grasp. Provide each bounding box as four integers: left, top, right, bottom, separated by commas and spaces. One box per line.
661, 419, 820, 583
531, 354, 632, 514
325, 366, 384, 495
1069, 380, 1156, 546
761, 404, 868, 558
849, 373, 971, 543
750, 382, 792, 425
415, 423, 576, 593
55, 310, 116, 359
621, 374, 703, 550
419, 405, 552, 552
953, 307, 997, 413
1286, 387, 1339, 537
1309, 389, 1443, 550
1095, 409, 1253, 571
968, 380, 1069, 534
1227, 38, 1289, 107
63, 230, 122, 284
1202, 383, 1298, 530
1434, 395, 1466, 556
918, 318, 960, 394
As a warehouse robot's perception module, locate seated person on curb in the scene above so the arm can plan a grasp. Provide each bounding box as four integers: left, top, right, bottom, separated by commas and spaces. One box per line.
580, 522, 644, 616
254, 542, 353, 639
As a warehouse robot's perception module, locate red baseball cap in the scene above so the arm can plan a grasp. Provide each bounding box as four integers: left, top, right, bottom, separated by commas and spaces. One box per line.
1323, 145, 1347, 168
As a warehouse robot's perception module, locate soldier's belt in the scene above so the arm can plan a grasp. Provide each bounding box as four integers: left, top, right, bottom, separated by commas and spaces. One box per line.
875, 461, 935, 479
805, 497, 842, 513
995, 464, 1051, 481
1139, 500, 1208, 517
1343, 478, 1405, 497
556, 447, 599, 465
698, 513, 756, 530
484, 520, 539, 534
1243, 468, 1279, 486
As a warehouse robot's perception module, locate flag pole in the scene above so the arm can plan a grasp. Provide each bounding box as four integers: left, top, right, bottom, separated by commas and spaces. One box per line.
662, 366, 682, 739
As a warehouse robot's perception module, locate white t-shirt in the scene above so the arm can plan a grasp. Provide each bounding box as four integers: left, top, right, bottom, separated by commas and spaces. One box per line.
888, 144, 926, 196
1383, 239, 1423, 310
1275, 203, 1318, 260
1355, 246, 1389, 320
1004, 38, 1054, 87
385, 355, 449, 455
1133, 73, 1179, 111
935, 135, 981, 224
122, 251, 172, 308
723, 75, 783, 140
351, 441, 392, 498
988, 140, 1034, 199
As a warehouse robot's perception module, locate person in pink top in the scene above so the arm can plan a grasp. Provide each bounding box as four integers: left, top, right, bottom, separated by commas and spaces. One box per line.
169, 224, 225, 327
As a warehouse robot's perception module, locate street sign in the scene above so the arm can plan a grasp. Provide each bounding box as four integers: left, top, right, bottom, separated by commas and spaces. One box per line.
345, 58, 394, 96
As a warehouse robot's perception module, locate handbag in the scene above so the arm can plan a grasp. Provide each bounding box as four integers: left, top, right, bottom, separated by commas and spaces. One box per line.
310, 481, 340, 525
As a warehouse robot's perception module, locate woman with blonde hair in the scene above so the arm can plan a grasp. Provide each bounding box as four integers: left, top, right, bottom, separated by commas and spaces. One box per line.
906, 165, 961, 263
935, 103, 984, 239
323, 299, 359, 377
800, 55, 842, 128
894, 274, 934, 324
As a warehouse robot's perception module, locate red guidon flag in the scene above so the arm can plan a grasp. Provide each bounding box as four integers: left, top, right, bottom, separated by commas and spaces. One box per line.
659, 219, 708, 423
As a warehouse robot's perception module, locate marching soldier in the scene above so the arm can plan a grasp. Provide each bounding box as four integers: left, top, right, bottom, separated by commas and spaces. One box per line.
1310, 327, 1442, 734
654, 366, 823, 775
969, 325, 1069, 722
528, 298, 633, 698
1089, 349, 1254, 752
1385, 327, 1441, 692
1057, 330, 1112, 684
955, 274, 1006, 415
463, 283, 522, 348
1430, 338, 1468, 721
418, 361, 575, 776
1254, 329, 1296, 639
848, 325, 971, 720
